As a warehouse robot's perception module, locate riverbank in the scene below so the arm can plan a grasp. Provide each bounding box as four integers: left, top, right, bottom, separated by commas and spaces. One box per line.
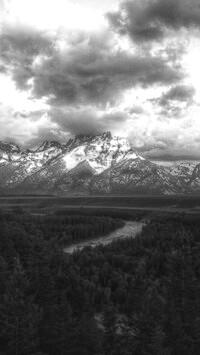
64, 221, 144, 254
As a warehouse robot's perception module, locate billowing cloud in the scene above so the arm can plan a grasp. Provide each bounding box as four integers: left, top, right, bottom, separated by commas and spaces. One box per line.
127, 113, 200, 160
0, 26, 182, 108
159, 85, 195, 106
0, 106, 56, 146
107, 0, 200, 42
162, 85, 195, 102
0, 25, 53, 89
0, 0, 200, 161
49, 107, 128, 136
33, 51, 182, 107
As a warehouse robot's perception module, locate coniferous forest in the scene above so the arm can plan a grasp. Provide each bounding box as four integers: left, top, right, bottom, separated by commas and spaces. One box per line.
1, 211, 200, 354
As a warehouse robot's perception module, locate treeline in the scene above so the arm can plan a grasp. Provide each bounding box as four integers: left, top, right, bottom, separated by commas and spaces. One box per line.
55, 208, 147, 221
2, 211, 124, 247
1, 212, 200, 354
38, 214, 124, 246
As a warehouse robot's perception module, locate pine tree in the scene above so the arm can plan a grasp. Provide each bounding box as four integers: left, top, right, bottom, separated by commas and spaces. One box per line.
70, 313, 103, 355
103, 306, 117, 355
40, 290, 73, 355
0, 257, 42, 355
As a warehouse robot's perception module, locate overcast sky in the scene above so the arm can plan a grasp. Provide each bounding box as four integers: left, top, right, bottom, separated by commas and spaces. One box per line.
1, 0, 200, 159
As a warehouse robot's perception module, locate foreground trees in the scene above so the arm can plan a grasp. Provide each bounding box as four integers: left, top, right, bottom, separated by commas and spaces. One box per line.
1, 211, 200, 354
0, 258, 42, 355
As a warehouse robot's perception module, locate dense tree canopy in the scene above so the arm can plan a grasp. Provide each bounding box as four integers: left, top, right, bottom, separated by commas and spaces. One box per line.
1, 211, 200, 354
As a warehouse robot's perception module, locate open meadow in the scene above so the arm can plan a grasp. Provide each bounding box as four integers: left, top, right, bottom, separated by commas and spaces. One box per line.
1, 194, 200, 215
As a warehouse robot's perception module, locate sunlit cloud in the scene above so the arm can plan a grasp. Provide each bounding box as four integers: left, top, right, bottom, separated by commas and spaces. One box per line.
1, 0, 200, 159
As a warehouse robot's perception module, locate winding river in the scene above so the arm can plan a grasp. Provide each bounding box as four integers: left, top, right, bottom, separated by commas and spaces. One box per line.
64, 221, 144, 254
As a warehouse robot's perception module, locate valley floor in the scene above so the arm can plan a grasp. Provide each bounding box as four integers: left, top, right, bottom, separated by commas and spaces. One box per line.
1, 195, 200, 215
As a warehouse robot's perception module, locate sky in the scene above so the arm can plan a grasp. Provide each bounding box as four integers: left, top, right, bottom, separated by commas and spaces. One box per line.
1, 0, 200, 160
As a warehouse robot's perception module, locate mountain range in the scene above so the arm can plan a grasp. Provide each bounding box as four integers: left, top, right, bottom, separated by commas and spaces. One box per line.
0, 131, 200, 195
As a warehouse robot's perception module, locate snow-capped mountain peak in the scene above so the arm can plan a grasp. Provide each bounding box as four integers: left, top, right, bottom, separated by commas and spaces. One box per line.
0, 142, 21, 165
62, 132, 142, 174
35, 140, 63, 152
0, 132, 200, 195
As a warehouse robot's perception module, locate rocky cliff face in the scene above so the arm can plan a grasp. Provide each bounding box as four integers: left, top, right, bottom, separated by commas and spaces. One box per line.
0, 132, 200, 195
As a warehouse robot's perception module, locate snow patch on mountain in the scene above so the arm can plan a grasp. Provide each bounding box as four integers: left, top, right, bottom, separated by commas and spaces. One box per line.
0, 132, 200, 195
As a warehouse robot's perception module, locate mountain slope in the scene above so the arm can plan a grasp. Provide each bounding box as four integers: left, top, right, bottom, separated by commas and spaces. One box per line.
0, 133, 200, 195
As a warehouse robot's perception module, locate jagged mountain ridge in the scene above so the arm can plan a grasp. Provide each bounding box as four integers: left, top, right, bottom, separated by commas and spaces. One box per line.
0, 132, 200, 195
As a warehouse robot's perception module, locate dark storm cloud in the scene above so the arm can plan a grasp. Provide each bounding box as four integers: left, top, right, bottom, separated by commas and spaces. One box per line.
32, 49, 182, 106
49, 108, 128, 136
0, 26, 52, 58
0, 64, 7, 73
159, 85, 195, 106
0, 25, 53, 89
107, 1, 163, 42
0, 27, 182, 107
107, 0, 200, 42
50, 108, 103, 136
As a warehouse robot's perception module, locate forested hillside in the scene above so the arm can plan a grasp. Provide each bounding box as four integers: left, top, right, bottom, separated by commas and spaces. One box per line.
1, 212, 200, 354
